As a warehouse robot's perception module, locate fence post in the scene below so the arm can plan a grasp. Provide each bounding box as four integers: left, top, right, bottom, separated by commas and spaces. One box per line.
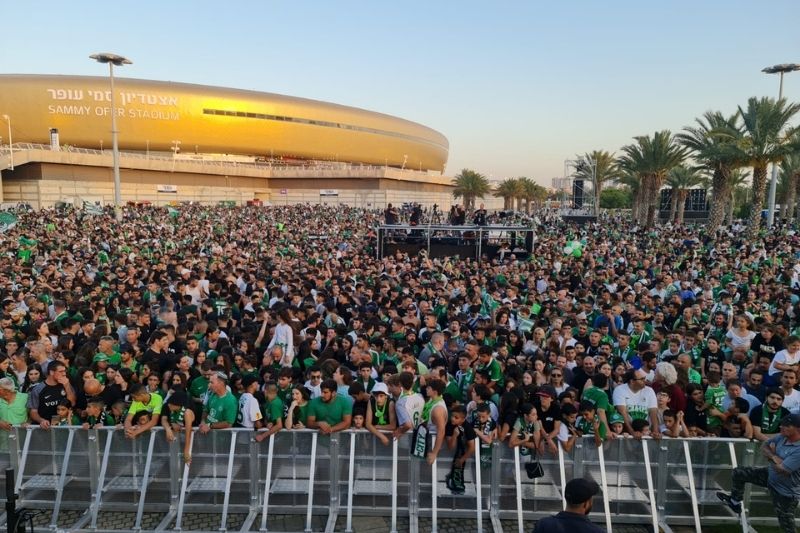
305, 432, 318, 533
174, 430, 194, 532
596, 442, 612, 533
557, 442, 567, 510
682, 440, 702, 532
728, 441, 749, 533
49, 428, 75, 530
431, 456, 438, 533
655, 441, 669, 518
489, 440, 502, 532
390, 437, 398, 533
641, 439, 659, 533
219, 431, 238, 531
513, 446, 523, 533
133, 430, 157, 531
474, 437, 482, 533
345, 432, 356, 533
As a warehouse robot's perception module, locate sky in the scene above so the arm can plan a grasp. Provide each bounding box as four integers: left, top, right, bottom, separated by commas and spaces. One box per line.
2, 1, 799, 185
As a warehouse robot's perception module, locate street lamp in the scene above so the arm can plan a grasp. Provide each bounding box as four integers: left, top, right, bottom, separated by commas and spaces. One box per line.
90, 52, 132, 221
763, 63, 800, 227
171, 140, 181, 172
1, 115, 12, 170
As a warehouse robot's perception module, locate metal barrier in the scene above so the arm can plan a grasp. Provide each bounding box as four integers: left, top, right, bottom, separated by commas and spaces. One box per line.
0, 427, 791, 532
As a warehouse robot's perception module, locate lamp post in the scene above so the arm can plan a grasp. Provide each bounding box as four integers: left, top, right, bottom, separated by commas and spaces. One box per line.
1, 115, 12, 170
90, 53, 132, 221
171, 140, 181, 172
763, 63, 800, 227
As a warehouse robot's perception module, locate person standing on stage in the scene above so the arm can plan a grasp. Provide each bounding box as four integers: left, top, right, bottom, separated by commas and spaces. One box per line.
472, 203, 487, 226
384, 203, 399, 225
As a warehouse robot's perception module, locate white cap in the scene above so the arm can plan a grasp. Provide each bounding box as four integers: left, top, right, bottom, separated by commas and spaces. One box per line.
371, 382, 389, 395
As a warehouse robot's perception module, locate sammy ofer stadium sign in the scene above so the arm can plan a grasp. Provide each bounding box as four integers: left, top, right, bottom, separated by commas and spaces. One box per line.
45, 88, 180, 121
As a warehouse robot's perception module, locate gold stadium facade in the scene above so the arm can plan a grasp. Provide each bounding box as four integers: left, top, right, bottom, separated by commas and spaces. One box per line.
0, 74, 456, 208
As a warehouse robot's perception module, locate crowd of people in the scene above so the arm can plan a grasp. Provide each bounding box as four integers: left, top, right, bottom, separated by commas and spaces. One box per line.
0, 202, 798, 498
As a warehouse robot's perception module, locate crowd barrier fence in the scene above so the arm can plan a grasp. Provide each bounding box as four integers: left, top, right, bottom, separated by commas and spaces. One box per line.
0, 426, 787, 533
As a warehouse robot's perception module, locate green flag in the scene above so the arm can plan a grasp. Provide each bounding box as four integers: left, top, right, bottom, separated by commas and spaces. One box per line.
0, 212, 18, 233
167, 207, 179, 219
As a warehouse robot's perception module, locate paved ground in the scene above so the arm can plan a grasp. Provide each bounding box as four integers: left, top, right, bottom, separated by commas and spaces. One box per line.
4, 509, 770, 532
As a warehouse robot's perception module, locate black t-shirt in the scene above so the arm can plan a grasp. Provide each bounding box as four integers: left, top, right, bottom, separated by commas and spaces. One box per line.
749, 405, 789, 435
751, 334, 784, 360
445, 421, 477, 459
683, 402, 707, 432
536, 401, 561, 434
29, 382, 67, 422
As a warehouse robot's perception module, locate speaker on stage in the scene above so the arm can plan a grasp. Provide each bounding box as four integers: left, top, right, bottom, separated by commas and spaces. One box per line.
573, 179, 584, 208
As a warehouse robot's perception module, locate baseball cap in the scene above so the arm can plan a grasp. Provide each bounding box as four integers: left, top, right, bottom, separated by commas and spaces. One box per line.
536, 385, 557, 399
780, 414, 800, 428
371, 382, 389, 395
564, 478, 601, 505
609, 413, 624, 425
93, 354, 109, 363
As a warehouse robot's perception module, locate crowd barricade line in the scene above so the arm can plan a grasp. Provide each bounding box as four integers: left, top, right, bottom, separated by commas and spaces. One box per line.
1, 427, 793, 532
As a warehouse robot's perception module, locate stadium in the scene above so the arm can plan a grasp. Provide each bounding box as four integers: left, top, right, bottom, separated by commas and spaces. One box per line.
0, 74, 453, 207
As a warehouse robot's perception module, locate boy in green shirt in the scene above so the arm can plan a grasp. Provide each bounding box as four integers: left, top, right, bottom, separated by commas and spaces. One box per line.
256, 382, 285, 442
703, 370, 726, 435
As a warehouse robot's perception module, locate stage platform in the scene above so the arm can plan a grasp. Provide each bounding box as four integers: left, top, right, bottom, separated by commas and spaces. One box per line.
376, 224, 535, 261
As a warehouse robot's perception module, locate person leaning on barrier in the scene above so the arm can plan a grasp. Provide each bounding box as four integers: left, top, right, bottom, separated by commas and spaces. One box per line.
125, 384, 163, 438
306, 378, 352, 435
718, 414, 800, 533
27, 360, 75, 429
0, 376, 28, 430
533, 477, 604, 533
162, 390, 195, 464
199, 371, 237, 434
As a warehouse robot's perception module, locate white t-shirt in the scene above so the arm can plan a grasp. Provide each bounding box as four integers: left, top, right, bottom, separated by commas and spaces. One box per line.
769, 349, 800, 376
237, 392, 263, 429
613, 383, 657, 421
782, 389, 800, 415
725, 329, 756, 349
396, 392, 425, 429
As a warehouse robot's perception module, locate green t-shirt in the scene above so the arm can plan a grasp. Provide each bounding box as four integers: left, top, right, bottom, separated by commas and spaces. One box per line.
582, 386, 612, 415
0, 392, 28, 425
477, 358, 504, 387
263, 397, 284, 425
189, 376, 209, 400
128, 393, 163, 418
576, 414, 607, 440
705, 384, 726, 428
205, 391, 237, 425
308, 394, 352, 426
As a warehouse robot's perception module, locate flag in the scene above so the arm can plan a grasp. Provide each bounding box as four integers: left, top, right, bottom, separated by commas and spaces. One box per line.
18, 236, 37, 247
98, 251, 109, 264
167, 207, 179, 219
0, 212, 17, 233
83, 201, 103, 215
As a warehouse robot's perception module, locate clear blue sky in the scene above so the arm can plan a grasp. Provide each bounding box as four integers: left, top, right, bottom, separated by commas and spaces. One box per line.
2, 1, 798, 184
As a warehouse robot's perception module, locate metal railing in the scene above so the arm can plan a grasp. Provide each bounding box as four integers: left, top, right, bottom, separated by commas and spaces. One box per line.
0, 427, 788, 533
0, 143, 441, 179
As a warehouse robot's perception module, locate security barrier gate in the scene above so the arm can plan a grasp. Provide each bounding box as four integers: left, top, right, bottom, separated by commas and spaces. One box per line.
0, 426, 789, 532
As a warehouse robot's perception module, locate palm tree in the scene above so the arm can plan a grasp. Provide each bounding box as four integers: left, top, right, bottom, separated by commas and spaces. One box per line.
665, 165, 705, 224
520, 178, 548, 212
677, 111, 743, 233
619, 131, 686, 228
727, 170, 750, 225
574, 150, 619, 214
779, 149, 800, 222
452, 169, 491, 211
614, 168, 642, 222
725, 97, 800, 237
494, 178, 519, 210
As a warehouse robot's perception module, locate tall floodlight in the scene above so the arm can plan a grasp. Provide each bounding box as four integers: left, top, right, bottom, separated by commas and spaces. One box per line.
90, 53, 132, 221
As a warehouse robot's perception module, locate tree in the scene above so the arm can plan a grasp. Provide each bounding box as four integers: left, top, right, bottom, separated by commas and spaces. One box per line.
677, 111, 743, 233
779, 137, 800, 221
727, 170, 750, 225
619, 131, 686, 228
599, 188, 632, 209
520, 178, 548, 212
494, 179, 519, 210
574, 150, 619, 214
725, 97, 800, 237
665, 165, 705, 224
614, 169, 642, 221
452, 169, 491, 211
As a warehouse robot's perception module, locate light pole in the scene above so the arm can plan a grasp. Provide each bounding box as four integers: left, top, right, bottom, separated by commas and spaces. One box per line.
763, 63, 800, 227
90, 53, 132, 221
171, 140, 181, 172
1, 115, 12, 170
